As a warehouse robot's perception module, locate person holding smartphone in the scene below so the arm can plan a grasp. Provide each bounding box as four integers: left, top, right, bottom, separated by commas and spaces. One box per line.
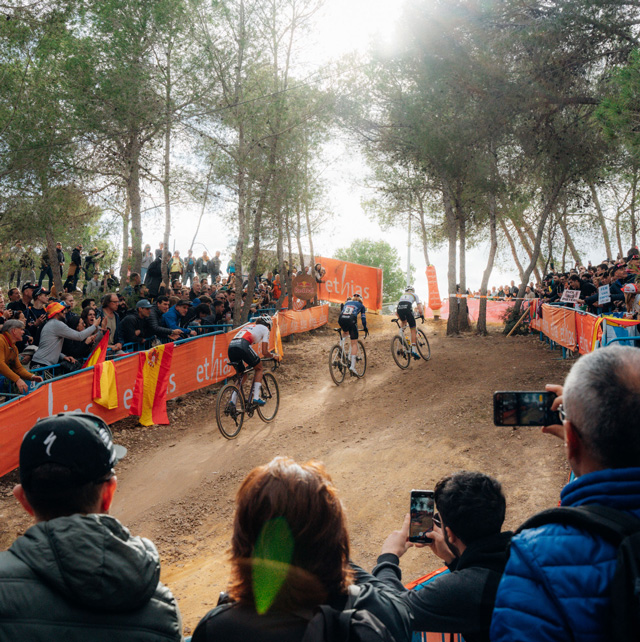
352, 471, 512, 642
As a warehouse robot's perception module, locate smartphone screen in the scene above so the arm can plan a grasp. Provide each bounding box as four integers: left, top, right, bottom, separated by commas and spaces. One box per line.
493, 391, 560, 426
409, 490, 435, 543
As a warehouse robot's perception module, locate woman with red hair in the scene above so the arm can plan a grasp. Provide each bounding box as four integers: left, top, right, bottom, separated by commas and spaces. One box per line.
192, 457, 410, 642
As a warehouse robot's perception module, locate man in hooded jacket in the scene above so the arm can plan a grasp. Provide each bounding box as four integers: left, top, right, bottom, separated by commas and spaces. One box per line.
0, 412, 183, 641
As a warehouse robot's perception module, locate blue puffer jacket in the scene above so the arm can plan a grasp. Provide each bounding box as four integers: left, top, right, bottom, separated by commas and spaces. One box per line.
490, 467, 640, 642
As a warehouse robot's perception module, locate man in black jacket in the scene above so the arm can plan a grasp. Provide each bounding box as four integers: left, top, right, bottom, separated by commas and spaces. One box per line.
0, 412, 183, 640
145, 295, 182, 344
354, 471, 511, 642
119, 299, 153, 350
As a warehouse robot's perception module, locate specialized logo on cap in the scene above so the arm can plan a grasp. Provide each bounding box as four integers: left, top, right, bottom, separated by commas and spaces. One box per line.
44, 431, 56, 457
97, 426, 117, 466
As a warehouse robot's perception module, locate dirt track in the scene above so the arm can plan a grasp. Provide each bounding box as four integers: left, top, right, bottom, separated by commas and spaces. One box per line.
0, 312, 573, 635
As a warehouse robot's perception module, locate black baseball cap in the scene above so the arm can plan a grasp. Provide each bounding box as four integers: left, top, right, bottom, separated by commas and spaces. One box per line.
19, 412, 127, 489
21, 282, 36, 293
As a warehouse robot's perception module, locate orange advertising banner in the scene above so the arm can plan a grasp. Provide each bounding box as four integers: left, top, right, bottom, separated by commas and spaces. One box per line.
316, 256, 383, 312
537, 305, 577, 351
426, 265, 442, 312
575, 312, 601, 355
0, 306, 329, 477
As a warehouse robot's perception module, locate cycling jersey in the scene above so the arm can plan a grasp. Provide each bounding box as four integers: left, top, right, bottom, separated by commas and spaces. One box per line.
397, 292, 420, 328
233, 323, 269, 346
339, 300, 367, 340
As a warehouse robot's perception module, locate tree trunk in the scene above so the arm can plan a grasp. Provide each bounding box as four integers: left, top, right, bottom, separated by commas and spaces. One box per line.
500, 220, 524, 282
616, 206, 624, 258
296, 199, 305, 272
522, 219, 548, 275
416, 192, 431, 265
510, 218, 541, 284
514, 175, 567, 315
125, 137, 143, 275
477, 194, 498, 336
589, 182, 612, 260
120, 198, 130, 281
457, 206, 470, 331
162, 45, 173, 289
558, 212, 581, 266
441, 178, 458, 335
45, 227, 63, 294
561, 239, 567, 272
631, 169, 638, 250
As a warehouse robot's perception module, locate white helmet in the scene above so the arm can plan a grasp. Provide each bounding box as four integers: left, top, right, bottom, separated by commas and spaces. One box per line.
405, 285, 415, 293
256, 314, 272, 330
352, 293, 363, 301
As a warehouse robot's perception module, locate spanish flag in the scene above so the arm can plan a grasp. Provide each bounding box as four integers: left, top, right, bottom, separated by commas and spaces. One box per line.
129, 343, 174, 426
270, 314, 284, 360
83, 330, 110, 369
92, 361, 119, 410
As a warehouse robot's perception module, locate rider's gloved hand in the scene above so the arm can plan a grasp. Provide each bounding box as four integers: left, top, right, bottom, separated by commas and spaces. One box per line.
364, 328, 369, 339
421, 315, 425, 324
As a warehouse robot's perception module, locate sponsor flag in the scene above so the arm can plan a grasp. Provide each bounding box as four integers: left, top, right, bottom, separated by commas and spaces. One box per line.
130, 343, 174, 426
272, 313, 284, 358
83, 330, 110, 369
426, 265, 442, 312
92, 361, 119, 410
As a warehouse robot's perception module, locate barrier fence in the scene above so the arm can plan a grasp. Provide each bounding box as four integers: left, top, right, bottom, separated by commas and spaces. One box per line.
0, 305, 329, 477
528, 301, 640, 354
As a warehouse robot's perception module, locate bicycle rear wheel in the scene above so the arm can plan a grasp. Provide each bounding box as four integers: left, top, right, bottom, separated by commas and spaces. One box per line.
257, 372, 280, 422
329, 344, 346, 385
416, 329, 431, 361
354, 340, 367, 377
216, 383, 245, 439
391, 335, 410, 369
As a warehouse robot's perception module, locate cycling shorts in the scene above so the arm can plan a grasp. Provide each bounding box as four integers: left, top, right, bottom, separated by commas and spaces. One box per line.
228, 337, 260, 373
397, 302, 416, 328
338, 315, 359, 340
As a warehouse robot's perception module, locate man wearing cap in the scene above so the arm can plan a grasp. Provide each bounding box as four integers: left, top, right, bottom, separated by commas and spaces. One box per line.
31, 301, 100, 370
63, 244, 83, 293
7, 282, 35, 314
119, 299, 153, 349
163, 299, 197, 338
0, 319, 43, 393
0, 412, 183, 640
25, 286, 49, 345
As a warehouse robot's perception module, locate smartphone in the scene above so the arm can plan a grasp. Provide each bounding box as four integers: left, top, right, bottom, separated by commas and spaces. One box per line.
409, 490, 435, 543
493, 391, 561, 427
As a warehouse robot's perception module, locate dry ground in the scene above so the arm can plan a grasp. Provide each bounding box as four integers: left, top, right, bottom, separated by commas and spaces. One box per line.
0, 311, 573, 635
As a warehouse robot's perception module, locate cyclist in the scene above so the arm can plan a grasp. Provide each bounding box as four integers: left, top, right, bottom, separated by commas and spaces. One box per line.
227, 314, 278, 407
338, 293, 369, 376
396, 285, 424, 359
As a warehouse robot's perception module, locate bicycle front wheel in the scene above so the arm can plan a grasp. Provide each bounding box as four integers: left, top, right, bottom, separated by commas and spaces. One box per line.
216, 383, 245, 439
257, 372, 280, 422
329, 344, 346, 385
391, 335, 410, 369
416, 329, 431, 361
354, 340, 367, 377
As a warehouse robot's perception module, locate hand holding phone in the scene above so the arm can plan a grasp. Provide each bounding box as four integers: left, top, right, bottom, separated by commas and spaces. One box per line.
493, 391, 561, 427
409, 490, 435, 543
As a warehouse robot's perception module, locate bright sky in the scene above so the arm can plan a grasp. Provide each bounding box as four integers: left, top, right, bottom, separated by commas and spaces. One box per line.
154, 0, 521, 302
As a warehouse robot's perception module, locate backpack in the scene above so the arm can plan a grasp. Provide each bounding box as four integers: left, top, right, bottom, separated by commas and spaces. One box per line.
300, 585, 395, 642
518, 504, 640, 642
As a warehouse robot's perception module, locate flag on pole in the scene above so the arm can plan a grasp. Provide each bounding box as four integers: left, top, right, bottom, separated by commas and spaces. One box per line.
129, 343, 174, 426
83, 330, 110, 369
92, 361, 119, 409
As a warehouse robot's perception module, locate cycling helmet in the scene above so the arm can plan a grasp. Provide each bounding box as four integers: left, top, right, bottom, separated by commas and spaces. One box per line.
256, 314, 272, 330
352, 293, 363, 301
405, 285, 415, 293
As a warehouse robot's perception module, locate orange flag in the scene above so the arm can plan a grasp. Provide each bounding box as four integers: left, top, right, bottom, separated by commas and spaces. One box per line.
129, 343, 174, 426
83, 330, 110, 369
426, 265, 442, 312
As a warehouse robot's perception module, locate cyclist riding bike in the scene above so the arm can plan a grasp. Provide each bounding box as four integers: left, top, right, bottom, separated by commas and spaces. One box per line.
396, 285, 424, 360
227, 314, 278, 407
338, 293, 369, 376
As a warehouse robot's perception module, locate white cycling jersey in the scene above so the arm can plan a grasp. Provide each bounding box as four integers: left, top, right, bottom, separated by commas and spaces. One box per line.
398, 292, 421, 306
233, 323, 269, 345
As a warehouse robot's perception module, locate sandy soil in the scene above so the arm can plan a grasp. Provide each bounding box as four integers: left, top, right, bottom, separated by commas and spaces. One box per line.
0, 311, 573, 635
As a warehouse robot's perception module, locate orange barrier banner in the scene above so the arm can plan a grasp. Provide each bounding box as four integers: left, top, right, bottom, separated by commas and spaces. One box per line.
316, 256, 383, 312
425, 265, 442, 312
538, 305, 577, 350
0, 306, 328, 477
575, 313, 601, 355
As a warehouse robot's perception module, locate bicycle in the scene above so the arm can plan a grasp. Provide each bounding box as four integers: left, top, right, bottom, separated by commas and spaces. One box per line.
390, 316, 431, 369
215, 357, 280, 439
329, 327, 367, 385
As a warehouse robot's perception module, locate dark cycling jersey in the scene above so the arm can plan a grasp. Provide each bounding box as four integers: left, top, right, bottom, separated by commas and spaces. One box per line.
340, 300, 367, 326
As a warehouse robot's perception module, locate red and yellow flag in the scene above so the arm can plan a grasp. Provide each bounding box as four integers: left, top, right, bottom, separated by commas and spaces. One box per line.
426, 265, 442, 312
129, 343, 174, 426
83, 330, 110, 369
92, 361, 119, 409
